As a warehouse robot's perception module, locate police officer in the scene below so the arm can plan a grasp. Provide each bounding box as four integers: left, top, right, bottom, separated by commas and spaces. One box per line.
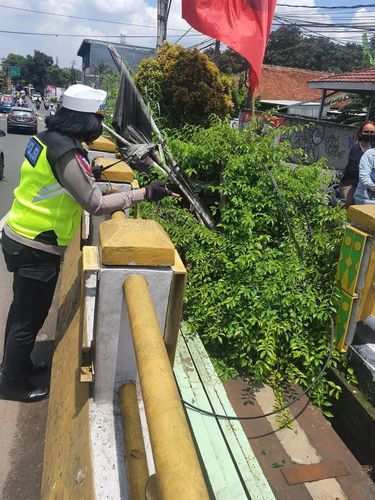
0, 84, 176, 402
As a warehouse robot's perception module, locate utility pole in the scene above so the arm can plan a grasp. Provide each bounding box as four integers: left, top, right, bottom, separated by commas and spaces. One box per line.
71, 61, 76, 85
214, 40, 221, 60
157, 0, 169, 48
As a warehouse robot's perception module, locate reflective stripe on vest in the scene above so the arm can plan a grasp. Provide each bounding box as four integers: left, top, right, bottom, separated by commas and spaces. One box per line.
7, 135, 82, 246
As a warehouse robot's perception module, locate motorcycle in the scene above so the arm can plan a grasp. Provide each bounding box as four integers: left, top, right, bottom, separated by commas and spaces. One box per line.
44, 101, 49, 110
327, 170, 344, 207
36, 101, 40, 111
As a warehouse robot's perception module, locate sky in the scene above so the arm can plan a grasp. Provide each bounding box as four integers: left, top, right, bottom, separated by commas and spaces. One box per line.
0, 0, 374, 70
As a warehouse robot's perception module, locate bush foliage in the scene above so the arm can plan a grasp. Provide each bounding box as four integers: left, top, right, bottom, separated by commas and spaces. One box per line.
134, 43, 233, 127
139, 119, 348, 414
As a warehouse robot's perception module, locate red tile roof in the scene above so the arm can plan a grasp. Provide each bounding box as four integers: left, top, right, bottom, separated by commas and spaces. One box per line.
309, 67, 375, 84
257, 65, 330, 101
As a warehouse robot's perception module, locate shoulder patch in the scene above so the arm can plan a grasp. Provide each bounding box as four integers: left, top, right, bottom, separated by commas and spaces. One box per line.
25, 137, 43, 167
76, 152, 92, 174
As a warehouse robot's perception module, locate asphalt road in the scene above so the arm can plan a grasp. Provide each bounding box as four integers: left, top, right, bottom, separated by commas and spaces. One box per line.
0, 101, 47, 218
0, 100, 56, 500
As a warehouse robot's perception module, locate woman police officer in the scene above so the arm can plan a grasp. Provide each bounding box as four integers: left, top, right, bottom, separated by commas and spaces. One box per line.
0, 84, 176, 402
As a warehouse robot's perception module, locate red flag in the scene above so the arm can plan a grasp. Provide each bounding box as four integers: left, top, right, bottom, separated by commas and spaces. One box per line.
182, 0, 277, 92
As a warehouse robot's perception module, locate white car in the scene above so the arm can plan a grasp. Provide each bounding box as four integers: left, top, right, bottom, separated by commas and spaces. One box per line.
31, 93, 42, 103
0, 129, 5, 180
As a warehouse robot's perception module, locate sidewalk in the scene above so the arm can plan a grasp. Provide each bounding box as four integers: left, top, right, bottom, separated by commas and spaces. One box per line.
225, 378, 375, 499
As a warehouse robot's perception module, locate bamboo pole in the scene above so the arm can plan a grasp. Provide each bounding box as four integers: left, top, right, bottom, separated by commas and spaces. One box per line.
107, 44, 216, 230
124, 275, 209, 500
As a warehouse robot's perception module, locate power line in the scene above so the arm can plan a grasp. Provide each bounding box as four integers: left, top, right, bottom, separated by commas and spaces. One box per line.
175, 27, 193, 44
0, 29, 203, 39
0, 3, 185, 31
277, 2, 375, 9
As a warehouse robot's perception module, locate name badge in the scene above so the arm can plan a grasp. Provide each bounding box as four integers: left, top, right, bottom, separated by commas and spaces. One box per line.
25, 138, 43, 167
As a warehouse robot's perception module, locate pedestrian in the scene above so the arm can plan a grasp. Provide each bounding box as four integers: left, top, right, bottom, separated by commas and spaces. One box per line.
354, 132, 375, 205
0, 84, 177, 402
339, 120, 375, 207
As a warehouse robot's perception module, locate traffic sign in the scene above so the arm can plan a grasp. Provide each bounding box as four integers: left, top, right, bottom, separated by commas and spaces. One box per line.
9, 66, 20, 77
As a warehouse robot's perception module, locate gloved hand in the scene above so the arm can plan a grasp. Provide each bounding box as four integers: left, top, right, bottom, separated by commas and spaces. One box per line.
144, 181, 174, 201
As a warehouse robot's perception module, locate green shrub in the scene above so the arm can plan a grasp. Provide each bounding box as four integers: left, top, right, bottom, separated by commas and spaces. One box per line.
140, 118, 347, 415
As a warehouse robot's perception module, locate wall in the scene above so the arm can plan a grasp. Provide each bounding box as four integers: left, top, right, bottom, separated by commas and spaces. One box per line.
282, 115, 357, 171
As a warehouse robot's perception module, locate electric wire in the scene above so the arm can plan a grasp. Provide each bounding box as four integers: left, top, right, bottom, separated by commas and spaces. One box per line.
0, 3, 184, 31
0, 29, 203, 39
182, 319, 335, 421
174, 27, 193, 44
181, 149, 337, 421
278, 2, 375, 9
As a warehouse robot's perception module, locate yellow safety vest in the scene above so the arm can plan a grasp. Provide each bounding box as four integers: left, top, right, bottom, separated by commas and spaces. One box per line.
7, 132, 85, 246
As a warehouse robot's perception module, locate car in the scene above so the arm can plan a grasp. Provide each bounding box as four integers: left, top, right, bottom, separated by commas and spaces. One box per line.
0, 95, 13, 114
31, 93, 42, 103
7, 107, 38, 135
0, 129, 5, 180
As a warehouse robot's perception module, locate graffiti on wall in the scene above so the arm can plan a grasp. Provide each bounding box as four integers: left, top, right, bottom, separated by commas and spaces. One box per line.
287, 119, 353, 169
324, 134, 346, 160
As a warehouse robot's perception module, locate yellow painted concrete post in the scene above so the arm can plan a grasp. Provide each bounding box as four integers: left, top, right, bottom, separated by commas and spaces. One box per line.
348, 205, 375, 321
333, 205, 375, 350
124, 274, 209, 500
119, 383, 149, 500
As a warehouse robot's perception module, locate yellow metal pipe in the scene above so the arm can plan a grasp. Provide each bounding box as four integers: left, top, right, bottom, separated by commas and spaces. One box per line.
124, 275, 209, 500
119, 383, 149, 500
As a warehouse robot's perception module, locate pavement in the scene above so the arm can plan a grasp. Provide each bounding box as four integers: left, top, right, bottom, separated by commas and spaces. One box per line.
225, 378, 375, 499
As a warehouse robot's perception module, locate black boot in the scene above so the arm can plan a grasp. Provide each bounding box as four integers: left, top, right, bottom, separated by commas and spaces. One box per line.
29, 361, 49, 376
0, 361, 49, 376
0, 374, 48, 403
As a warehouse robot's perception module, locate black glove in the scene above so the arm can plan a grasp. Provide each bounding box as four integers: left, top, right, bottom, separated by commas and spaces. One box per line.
145, 181, 173, 201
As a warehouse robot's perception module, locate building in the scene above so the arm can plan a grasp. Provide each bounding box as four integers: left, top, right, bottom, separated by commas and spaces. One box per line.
77, 39, 156, 85
308, 67, 375, 120
256, 65, 331, 119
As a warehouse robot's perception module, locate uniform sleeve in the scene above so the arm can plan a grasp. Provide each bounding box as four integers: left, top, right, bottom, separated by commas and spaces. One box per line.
54, 150, 146, 215
343, 144, 362, 181
358, 150, 375, 188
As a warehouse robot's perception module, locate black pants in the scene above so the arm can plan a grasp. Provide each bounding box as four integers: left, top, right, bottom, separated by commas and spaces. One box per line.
1, 232, 60, 383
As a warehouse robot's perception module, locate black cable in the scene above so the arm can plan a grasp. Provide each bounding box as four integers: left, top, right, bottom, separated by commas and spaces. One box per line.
181, 161, 336, 420
0, 3, 185, 31
278, 2, 375, 9
262, 164, 304, 259
182, 319, 334, 421
175, 27, 193, 44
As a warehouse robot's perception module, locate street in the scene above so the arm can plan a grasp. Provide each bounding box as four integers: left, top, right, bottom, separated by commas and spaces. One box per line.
0, 100, 46, 218
0, 100, 56, 500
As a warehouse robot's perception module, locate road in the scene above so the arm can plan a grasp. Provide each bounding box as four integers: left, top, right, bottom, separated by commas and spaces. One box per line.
0, 100, 57, 500
0, 101, 47, 218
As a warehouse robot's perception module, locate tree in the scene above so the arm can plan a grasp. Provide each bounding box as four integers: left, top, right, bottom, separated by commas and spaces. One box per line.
205, 47, 247, 75
134, 43, 233, 127
264, 25, 363, 73
93, 61, 112, 87
47, 66, 72, 87
2, 53, 28, 87
25, 50, 54, 92
362, 33, 375, 68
